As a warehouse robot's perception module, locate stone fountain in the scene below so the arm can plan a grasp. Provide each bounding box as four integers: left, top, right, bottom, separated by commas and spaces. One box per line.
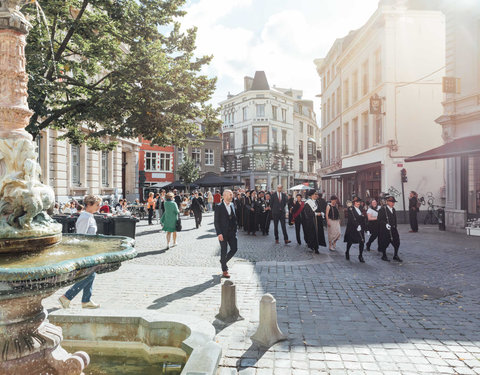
0, 1, 137, 374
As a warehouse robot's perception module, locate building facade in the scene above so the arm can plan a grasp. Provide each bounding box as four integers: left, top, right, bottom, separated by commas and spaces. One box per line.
219, 71, 320, 191
138, 138, 174, 200
407, 1, 480, 231
36, 128, 140, 203
315, 0, 446, 212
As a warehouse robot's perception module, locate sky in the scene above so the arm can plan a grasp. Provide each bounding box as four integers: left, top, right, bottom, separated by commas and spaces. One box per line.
180, 0, 380, 117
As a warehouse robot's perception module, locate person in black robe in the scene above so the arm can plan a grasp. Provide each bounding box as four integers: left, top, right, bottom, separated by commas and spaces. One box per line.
291, 193, 305, 245
243, 191, 251, 232
245, 190, 257, 235
255, 191, 268, 235
234, 191, 244, 229
408, 191, 419, 233
264, 192, 272, 235
287, 193, 294, 226
190, 191, 205, 228
343, 196, 366, 263
378, 196, 402, 262
302, 189, 326, 254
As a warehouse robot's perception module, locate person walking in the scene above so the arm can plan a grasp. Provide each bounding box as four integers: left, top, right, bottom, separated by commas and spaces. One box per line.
264, 192, 272, 235
325, 195, 341, 251
365, 199, 380, 251
207, 191, 214, 212
161, 192, 180, 248
214, 189, 238, 278
271, 185, 291, 244
147, 192, 155, 225
303, 189, 326, 253
287, 193, 294, 227
378, 196, 402, 262
191, 191, 204, 228
344, 196, 366, 263
408, 191, 419, 233
291, 194, 305, 245
59, 194, 102, 309
213, 190, 222, 210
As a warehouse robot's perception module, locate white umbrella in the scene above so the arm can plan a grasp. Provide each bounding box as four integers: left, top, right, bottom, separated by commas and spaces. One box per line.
289, 184, 310, 191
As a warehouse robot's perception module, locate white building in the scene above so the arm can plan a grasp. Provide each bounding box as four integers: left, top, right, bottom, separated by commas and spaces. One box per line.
406, 0, 480, 231
36, 128, 140, 204
315, 0, 446, 216
219, 71, 320, 190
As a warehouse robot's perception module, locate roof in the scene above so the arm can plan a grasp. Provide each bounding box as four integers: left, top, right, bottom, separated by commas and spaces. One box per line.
250, 71, 270, 90
405, 135, 480, 162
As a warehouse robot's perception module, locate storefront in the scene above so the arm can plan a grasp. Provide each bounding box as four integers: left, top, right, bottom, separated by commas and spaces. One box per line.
406, 135, 480, 230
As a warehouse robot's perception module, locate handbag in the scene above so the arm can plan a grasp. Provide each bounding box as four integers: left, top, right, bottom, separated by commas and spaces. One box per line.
175, 216, 182, 232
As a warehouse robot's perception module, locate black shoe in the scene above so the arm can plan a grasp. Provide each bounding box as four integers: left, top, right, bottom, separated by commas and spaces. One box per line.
366, 244, 371, 251
345, 252, 350, 260
314, 249, 320, 254
393, 255, 403, 262
381, 255, 390, 261
358, 255, 365, 263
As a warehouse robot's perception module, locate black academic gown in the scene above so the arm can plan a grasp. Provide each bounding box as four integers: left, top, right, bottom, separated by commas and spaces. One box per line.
303, 200, 326, 251
344, 206, 366, 244
378, 205, 400, 249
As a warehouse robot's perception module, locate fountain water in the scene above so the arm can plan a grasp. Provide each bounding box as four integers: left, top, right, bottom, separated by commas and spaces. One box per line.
0, 1, 137, 374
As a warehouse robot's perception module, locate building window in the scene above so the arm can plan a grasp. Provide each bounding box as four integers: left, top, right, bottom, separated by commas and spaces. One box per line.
178, 147, 184, 164
375, 48, 382, 86
362, 59, 369, 96
299, 160, 303, 172
343, 122, 349, 155
71, 144, 80, 185
205, 149, 214, 166
253, 126, 268, 145
337, 128, 341, 158
375, 116, 383, 144
362, 112, 369, 150
242, 129, 248, 149
281, 108, 287, 122
308, 160, 314, 173
192, 148, 201, 166
282, 129, 287, 149
331, 130, 335, 161
336, 87, 341, 114
299, 121, 304, 133
272, 127, 278, 149
223, 132, 234, 150
299, 140, 303, 160
242, 106, 248, 121
332, 93, 336, 119
352, 117, 359, 153
101, 151, 109, 186
343, 79, 349, 109
231, 112, 235, 124
327, 98, 331, 123
272, 105, 278, 120
145, 152, 172, 172
352, 71, 358, 102
307, 140, 314, 156
256, 104, 265, 117
327, 134, 331, 163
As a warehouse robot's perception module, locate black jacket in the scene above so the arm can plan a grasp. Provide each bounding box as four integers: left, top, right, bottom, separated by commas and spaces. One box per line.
270, 192, 288, 215
214, 202, 237, 239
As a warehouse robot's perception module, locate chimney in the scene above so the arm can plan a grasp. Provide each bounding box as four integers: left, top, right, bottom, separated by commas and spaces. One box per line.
244, 76, 254, 91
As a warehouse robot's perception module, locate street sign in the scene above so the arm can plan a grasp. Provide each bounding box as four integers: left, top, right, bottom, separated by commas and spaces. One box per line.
442, 77, 461, 94
369, 94, 382, 114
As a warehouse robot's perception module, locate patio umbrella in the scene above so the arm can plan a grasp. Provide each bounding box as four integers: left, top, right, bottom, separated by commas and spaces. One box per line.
193, 172, 245, 188
163, 180, 199, 190
288, 184, 311, 191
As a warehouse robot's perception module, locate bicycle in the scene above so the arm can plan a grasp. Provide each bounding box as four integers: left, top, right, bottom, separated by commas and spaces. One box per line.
424, 204, 444, 225
128, 205, 146, 220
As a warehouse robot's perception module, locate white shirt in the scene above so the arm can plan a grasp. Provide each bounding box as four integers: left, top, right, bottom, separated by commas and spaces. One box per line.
387, 206, 394, 214
306, 198, 317, 211
354, 207, 362, 216
367, 207, 378, 218
224, 201, 234, 215
75, 211, 97, 235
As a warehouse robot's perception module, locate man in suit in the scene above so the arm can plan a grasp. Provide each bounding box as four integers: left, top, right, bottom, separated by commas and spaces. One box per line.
378, 196, 402, 262
214, 189, 238, 278
270, 185, 291, 244
408, 191, 419, 233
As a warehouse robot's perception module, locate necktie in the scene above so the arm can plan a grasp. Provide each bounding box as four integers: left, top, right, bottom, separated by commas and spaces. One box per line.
278, 192, 281, 201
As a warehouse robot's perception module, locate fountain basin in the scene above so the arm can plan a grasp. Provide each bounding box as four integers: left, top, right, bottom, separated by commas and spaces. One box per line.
50, 310, 222, 375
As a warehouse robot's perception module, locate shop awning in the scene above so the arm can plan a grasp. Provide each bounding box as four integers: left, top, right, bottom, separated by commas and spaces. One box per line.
405, 135, 480, 162
321, 161, 381, 179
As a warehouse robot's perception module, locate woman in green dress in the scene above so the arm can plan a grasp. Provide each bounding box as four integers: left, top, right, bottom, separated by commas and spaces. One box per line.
161, 192, 180, 248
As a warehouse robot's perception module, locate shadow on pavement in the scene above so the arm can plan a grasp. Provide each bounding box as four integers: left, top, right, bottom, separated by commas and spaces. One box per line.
236, 343, 268, 369
147, 275, 221, 310
135, 248, 168, 258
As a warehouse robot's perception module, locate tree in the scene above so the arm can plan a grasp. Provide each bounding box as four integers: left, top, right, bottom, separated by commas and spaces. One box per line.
24, 0, 221, 150
177, 156, 199, 193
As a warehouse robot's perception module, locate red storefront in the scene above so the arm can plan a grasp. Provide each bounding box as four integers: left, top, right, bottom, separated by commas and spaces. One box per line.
138, 137, 174, 201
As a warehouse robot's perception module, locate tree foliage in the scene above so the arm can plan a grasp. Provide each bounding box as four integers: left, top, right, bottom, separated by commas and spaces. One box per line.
177, 156, 199, 190
24, 0, 221, 149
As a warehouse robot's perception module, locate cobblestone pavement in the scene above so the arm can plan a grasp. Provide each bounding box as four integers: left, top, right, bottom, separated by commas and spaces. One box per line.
44, 212, 480, 375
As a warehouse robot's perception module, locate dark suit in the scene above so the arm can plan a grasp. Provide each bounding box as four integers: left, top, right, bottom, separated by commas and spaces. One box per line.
191, 197, 204, 228
408, 196, 419, 232
270, 191, 289, 241
378, 205, 401, 258
214, 202, 238, 272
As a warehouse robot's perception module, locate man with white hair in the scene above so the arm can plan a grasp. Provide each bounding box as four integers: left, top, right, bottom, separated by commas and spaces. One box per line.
214, 189, 238, 278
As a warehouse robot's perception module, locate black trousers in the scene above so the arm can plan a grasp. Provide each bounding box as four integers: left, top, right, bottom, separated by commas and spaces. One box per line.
148, 207, 154, 224
219, 235, 238, 272
193, 209, 202, 228
273, 213, 288, 241
295, 220, 302, 244
409, 209, 418, 232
